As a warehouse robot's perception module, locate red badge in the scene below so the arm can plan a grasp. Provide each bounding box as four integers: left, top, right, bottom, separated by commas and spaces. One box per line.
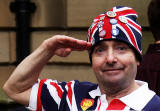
80, 99, 94, 111
99, 30, 106, 38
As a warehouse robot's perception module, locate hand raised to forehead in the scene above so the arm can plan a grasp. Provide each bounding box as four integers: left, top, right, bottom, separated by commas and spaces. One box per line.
44, 35, 91, 57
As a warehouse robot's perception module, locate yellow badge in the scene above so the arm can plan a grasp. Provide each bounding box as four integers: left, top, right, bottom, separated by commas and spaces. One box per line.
80, 99, 94, 111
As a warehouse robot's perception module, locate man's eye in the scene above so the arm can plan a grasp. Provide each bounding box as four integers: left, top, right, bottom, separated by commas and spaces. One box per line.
118, 46, 127, 51
119, 47, 125, 50
97, 48, 103, 52
94, 47, 104, 53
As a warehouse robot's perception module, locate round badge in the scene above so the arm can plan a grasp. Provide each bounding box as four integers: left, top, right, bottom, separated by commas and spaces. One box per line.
99, 30, 106, 37
119, 16, 128, 24
100, 16, 105, 21
109, 19, 117, 25
97, 21, 104, 28
106, 11, 116, 18
111, 29, 119, 36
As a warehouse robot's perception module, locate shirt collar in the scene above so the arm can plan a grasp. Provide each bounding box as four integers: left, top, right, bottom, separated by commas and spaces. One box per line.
120, 80, 155, 110
88, 80, 155, 110
89, 86, 101, 98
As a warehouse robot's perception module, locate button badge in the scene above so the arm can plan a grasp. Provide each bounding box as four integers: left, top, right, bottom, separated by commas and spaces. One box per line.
106, 11, 116, 18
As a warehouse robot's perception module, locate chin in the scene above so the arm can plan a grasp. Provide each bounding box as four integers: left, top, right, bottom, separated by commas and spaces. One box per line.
102, 77, 125, 87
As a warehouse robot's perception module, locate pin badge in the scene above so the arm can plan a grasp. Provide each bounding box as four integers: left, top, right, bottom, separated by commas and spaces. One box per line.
106, 11, 116, 18
100, 16, 105, 20
119, 16, 128, 24
81, 99, 94, 111
99, 30, 106, 37
97, 21, 104, 28
109, 19, 117, 25
111, 29, 119, 36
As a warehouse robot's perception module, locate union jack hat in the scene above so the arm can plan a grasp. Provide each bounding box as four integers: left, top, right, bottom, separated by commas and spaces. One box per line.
87, 6, 142, 61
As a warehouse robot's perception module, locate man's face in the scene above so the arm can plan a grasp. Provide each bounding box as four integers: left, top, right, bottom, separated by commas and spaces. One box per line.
92, 40, 140, 90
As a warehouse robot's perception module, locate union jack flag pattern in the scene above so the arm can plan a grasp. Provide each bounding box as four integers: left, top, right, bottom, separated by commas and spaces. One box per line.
28, 79, 160, 111
87, 6, 142, 61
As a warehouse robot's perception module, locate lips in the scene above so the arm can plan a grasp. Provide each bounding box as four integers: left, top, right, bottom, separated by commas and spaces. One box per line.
102, 67, 124, 72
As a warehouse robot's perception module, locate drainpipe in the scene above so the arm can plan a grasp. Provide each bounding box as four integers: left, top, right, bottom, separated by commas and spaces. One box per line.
10, 0, 36, 65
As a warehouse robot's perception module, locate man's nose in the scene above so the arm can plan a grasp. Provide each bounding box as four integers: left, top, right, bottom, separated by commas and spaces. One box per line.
105, 49, 117, 64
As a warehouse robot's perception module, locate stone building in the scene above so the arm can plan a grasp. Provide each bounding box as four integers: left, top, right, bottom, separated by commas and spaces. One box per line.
0, 0, 152, 110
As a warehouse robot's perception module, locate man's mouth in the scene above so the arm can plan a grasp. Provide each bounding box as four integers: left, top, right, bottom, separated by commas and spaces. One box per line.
102, 67, 124, 72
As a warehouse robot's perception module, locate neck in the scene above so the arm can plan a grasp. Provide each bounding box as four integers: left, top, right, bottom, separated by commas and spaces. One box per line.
100, 81, 140, 103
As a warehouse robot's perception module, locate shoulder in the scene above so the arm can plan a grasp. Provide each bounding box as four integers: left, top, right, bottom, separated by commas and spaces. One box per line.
40, 79, 98, 92
39, 79, 98, 97
143, 94, 160, 110
150, 95, 160, 103
73, 80, 98, 90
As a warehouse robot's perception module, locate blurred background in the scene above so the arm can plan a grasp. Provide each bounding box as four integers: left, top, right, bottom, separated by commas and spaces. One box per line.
0, 0, 152, 110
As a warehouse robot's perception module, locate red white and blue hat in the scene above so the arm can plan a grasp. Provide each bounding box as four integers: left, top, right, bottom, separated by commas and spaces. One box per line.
87, 6, 142, 61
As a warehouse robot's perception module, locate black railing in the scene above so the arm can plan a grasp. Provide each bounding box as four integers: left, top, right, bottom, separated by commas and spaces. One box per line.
10, 0, 36, 65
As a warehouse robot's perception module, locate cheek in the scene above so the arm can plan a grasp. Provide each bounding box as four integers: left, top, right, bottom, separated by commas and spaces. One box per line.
92, 56, 104, 70
117, 54, 138, 72
122, 54, 138, 72
119, 54, 136, 64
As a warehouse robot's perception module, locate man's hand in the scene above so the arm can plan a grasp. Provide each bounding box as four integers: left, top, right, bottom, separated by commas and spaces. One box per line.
43, 35, 91, 57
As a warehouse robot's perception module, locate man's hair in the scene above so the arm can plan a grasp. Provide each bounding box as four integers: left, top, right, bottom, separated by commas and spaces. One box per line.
148, 0, 160, 41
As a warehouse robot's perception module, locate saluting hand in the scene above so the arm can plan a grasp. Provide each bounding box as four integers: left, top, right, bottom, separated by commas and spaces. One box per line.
43, 35, 92, 57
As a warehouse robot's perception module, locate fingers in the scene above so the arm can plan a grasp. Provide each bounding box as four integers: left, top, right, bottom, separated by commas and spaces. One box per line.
55, 48, 72, 57
74, 41, 91, 51
64, 37, 91, 51
53, 35, 91, 51
46, 35, 92, 57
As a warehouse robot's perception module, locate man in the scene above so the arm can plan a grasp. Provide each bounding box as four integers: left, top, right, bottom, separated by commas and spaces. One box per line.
3, 6, 160, 111
136, 0, 160, 96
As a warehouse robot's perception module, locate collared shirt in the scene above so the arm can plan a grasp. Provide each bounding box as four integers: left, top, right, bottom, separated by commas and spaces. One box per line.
136, 43, 160, 96
28, 79, 159, 111
89, 80, 155, 111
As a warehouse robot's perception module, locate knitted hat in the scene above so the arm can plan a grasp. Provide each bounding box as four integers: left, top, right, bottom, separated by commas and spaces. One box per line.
87, 6, 142, 62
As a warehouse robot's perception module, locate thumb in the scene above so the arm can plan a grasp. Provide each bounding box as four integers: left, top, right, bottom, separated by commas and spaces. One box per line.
55, 48, 72, 57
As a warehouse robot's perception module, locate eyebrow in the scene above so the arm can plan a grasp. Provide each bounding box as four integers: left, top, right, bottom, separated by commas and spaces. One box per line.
97, 40, 127, 46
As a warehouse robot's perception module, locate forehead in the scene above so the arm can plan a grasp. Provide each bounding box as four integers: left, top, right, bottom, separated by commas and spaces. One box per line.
95, 40, 130, 48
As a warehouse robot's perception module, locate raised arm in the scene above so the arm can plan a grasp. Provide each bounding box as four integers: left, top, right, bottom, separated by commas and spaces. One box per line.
3, 35, 91, 106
